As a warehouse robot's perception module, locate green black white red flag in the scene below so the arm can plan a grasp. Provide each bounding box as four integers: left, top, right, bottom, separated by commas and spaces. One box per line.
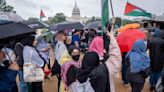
40, 9, 46, 20
124, 2, 152, 18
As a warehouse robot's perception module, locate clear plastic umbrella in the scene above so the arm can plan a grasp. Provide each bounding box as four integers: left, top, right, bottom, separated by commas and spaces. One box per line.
0, 12, 23, 22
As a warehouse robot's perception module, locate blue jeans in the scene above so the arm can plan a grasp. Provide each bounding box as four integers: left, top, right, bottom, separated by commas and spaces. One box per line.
122, 61, 128, 84
150, 70, 162, 87
18, 70, 28, 92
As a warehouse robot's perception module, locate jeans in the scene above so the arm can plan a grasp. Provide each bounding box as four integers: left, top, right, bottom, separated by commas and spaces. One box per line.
18, 70, 28, 92
122, 61, 128, 84
150, 70, 162, 87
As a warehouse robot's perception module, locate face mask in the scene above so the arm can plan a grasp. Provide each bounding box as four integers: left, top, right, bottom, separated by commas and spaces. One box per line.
72, 55, 80, 61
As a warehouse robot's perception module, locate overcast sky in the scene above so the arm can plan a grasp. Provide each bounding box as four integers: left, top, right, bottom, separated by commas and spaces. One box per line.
6, 0, 164, 20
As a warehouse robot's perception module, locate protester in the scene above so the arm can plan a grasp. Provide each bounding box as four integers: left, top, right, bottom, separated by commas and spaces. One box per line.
54, 31, 68, 65
88, 29, 97, 45
89, 36, 104, 61
149, 31, 164, 91
126, 39, 150, 92
60, 46, 81, 92
0, 51, 19, 92
36, 37, 50, 65
23, 35, 45, 92
53, 31, 68, 92
14, 39, 28, 92
75, 28, 122, 92
72, 30, 81, 48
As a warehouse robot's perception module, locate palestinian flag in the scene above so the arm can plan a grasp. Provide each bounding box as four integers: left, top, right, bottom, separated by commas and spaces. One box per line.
101, 0, 109, 31
124, 2, 152, 18
40, 9, 45, 20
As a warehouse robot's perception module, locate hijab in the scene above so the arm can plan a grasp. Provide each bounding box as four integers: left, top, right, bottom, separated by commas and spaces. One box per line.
89, 36, 104, 60
77, 52, 100, 83
126, 39, 150, 73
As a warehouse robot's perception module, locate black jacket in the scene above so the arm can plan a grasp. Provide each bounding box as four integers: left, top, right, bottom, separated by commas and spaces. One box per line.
90, 64, 110, 92
149, 38, 164, 71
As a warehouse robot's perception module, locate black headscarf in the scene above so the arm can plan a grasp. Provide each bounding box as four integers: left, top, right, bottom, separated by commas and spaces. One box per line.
77, 52, 100, 83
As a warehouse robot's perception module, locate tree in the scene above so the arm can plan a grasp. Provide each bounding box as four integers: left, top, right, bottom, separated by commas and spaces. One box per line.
28, 17, 39, 21
0, 0, 16, 13
115, 17, 122, 27
48, 13, 66, 25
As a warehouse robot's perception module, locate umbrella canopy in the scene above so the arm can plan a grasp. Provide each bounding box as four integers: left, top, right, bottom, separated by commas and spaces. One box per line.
117, 29, 145, 52
0, 12, 23, 22
50, 21, 84, 31
21, 20, 49, 29
118, 23, 141, 33
85, 21, 101, 30
0, 20, 49, 39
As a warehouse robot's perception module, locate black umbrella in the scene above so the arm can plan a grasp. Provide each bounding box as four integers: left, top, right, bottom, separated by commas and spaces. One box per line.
0, 20, 49, 39
21, 20, 49, 29
85, 21, 101, 30
50, 21, 84, 31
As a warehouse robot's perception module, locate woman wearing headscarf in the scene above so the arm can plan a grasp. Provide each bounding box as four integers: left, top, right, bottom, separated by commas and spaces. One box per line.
89, 36, 104, 61
60, 46, 81, 92
23, 35, 45, 92
125, 39, 150, 92
75, 30, 122, 92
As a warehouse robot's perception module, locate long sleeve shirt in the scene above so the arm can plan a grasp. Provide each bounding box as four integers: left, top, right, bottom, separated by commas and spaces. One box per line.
105, 35, 122, 92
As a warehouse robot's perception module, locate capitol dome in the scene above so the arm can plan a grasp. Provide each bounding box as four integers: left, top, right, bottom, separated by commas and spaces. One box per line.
72, 3, 81, 18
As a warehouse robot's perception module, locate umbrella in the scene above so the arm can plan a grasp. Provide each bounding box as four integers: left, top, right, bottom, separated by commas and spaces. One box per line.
50, 21, 84, 31
118, 23, 141, 33
117, 29, 145, 52
85, 21, 101, 30
0, 12, 23, 22
0, 20, 49, 39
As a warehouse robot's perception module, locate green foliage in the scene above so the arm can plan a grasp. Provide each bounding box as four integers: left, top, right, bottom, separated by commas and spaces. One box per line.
85, 16, 101, 24
0, 0, 15, 12
115, 17, 122, 27
48, 13, 66, 25
28, 17, 39, 21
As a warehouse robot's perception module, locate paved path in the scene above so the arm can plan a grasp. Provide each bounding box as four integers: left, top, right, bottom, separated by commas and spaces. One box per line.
114, 74, 154, 92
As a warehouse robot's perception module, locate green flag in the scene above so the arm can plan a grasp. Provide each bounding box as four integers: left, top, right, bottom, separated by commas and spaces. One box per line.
101, 0, 109, 31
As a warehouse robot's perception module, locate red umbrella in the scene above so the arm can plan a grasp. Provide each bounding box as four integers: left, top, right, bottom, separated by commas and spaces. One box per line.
117, 29, 145, 52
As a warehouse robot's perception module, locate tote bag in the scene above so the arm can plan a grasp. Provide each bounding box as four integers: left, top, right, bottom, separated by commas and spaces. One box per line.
23, 47, 45, 82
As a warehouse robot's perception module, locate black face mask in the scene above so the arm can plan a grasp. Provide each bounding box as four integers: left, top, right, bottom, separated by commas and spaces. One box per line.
72, 55, 80, 61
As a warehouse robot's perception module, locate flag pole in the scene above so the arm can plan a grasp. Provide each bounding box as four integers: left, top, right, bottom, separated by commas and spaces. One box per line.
109, 0, 114, 18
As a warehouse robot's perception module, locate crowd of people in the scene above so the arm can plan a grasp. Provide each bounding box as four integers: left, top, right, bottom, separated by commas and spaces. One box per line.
0, 19, 164, 92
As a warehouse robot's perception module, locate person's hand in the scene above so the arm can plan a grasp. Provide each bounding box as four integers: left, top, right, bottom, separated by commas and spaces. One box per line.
107, 30, 114, 38
9, 62, 19, 71
111, 18, 115, 25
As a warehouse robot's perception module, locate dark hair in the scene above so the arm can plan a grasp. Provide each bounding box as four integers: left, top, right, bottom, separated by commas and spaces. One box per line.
56, 31, 66, 36
105, 20, 111, 32
90, 29, 97, 34
68, 45, 79, 55
21, 36, 35, 46
143, 23, 148, 28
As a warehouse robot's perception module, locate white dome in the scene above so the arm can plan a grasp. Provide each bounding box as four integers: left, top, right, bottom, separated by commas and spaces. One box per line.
72, 3, 80, 17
